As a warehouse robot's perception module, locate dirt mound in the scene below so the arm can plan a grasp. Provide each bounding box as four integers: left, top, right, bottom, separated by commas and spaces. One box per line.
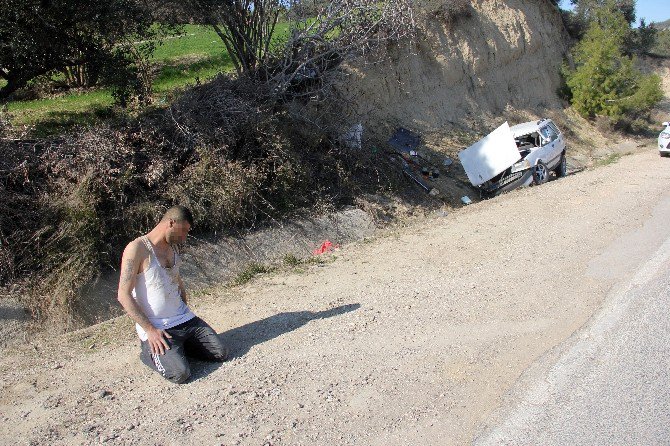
333, 0, 569, 137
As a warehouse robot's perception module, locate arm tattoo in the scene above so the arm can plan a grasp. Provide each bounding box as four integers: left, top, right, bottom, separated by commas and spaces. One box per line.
121, 258, 135, 284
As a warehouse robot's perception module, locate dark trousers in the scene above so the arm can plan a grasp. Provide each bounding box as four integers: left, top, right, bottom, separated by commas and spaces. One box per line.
140, 317, 228, 383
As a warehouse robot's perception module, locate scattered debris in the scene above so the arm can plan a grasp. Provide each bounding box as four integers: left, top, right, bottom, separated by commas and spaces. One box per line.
461, 196, 472, 205
388, 127, 420, 153
341, 123, 364, 150
313, 240, 339, 255
93, 389, 111, 399
388, 128, 440, 196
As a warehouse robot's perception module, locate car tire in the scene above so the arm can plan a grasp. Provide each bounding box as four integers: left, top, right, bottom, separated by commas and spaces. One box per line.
554, 154, 567, 177
533, 161, 549, 185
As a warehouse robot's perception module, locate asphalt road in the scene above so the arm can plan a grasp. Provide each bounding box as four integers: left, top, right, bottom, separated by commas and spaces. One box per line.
475, 211, 670, 445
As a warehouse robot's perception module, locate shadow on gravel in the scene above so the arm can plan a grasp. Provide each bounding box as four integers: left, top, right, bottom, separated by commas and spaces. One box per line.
0, 304, 30, 322
221, 303, 361, 360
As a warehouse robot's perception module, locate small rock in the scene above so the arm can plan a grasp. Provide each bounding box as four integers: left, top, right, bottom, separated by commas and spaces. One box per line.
94, 390, 110, 399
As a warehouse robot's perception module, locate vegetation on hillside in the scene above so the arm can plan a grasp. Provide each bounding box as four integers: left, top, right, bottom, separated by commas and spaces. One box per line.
0, 0, 420, 326
650, 28, 670, 57
561, 1, 663, 128
0, 0, 176, 103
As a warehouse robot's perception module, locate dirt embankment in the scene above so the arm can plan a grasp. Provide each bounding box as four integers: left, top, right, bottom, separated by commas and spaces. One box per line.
325, 0, 631, 183
335, 0, 569, 138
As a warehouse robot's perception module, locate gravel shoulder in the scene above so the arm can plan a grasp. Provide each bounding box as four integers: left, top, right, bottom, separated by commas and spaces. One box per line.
1, 146, 669, 446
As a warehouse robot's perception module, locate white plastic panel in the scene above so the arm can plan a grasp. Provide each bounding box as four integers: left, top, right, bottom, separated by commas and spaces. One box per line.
458, 122, 521, 186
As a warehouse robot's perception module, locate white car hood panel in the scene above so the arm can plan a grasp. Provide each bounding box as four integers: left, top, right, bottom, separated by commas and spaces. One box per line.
458, 122, 522, 186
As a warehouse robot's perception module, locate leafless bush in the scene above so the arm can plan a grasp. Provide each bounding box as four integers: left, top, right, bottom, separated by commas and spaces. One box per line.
263, 0, 416, 103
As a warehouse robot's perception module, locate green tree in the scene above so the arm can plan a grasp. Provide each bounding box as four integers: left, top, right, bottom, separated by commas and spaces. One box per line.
0, 0, 165, 101
177, 0, 286, 76
570, 0, 636, 26
562, 0, 635, 40
564, 8, 662, 119
650, 28, 670, 57
629, 19, 658, 55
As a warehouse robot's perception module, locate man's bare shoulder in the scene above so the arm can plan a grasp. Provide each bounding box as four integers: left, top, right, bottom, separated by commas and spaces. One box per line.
122, 237, 150, 260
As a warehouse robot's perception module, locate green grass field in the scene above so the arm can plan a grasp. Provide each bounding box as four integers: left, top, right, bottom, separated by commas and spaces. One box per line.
3, 24, 289, 135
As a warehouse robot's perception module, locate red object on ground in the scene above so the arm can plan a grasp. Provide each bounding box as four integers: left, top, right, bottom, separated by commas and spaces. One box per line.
313, 240, 340, 255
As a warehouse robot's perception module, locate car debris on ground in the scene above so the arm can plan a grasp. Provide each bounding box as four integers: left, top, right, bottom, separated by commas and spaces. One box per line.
387, 127, 442, 197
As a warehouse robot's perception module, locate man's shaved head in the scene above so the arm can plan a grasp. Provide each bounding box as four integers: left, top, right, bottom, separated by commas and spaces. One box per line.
162, 205, 194, 226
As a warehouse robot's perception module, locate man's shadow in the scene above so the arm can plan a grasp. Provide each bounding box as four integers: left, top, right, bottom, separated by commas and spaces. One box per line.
189, 303, 360, 380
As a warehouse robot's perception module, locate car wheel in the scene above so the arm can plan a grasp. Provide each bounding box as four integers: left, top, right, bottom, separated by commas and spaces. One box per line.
533, 161, 549, 185
554, 154, 567, 177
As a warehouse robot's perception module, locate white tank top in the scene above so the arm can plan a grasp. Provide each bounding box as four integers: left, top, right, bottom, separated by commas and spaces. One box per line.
132, 236, 195, 340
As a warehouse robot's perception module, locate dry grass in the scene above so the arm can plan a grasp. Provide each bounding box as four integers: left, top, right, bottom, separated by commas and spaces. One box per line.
0, 74, 397, 326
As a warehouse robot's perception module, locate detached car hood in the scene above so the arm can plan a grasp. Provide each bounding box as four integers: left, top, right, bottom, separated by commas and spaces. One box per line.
458, 122, 522, 186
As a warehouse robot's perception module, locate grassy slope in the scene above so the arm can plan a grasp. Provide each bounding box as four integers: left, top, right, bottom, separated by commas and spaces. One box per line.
4, 24, 288, 134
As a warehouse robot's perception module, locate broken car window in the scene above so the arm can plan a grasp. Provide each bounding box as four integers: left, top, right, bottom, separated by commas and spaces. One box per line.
539, 126, 558, 145
547, 122, 561, 136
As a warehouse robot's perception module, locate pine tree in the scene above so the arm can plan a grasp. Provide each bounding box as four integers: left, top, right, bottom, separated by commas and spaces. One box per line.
564, 7, 662, 119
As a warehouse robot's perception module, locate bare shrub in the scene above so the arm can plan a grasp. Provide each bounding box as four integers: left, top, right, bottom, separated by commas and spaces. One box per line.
263, 1, 417, 104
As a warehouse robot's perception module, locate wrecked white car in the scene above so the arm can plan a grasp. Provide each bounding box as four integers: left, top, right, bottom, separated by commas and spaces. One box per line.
458, 119, 567, 197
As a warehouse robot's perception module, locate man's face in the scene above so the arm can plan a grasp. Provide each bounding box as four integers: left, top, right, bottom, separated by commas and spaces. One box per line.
166, 219, 191, 245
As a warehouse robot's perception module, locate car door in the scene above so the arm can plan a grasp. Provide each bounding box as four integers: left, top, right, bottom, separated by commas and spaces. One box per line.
547, 121, 565, 158
538, 124, 561, 169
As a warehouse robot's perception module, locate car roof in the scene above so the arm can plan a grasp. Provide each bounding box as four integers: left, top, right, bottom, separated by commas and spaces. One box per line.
510, 119, 552, 137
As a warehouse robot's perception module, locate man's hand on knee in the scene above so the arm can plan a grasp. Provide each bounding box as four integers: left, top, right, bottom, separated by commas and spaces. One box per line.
147, 327, 172, 355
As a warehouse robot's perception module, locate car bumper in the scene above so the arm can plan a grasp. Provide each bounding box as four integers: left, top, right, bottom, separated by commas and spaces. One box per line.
479, 169, 534, 197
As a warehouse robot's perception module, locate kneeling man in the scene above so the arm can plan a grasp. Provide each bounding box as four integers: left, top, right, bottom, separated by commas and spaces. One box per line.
117, 205, 228, 383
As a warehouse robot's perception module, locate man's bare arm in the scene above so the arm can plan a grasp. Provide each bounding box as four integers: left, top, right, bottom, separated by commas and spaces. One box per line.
117, 243, 152, 329
117, 241, 171, 354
